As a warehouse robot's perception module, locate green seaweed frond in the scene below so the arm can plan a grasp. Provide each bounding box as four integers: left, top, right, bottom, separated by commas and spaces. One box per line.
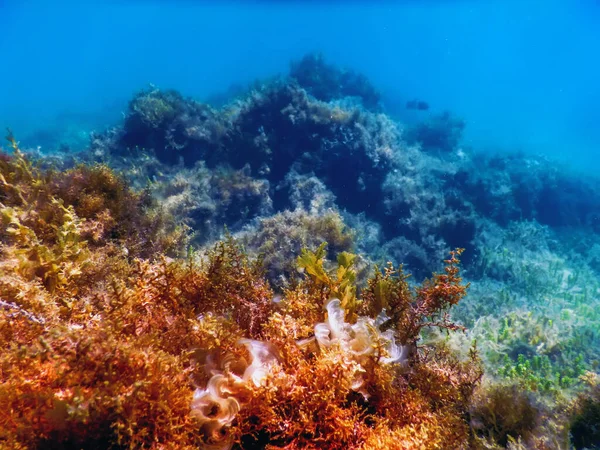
297, 241, 329, 284
297, 242, 360, 320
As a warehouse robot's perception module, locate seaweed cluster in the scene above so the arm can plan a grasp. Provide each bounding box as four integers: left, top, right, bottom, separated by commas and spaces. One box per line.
0, 143, 485, 449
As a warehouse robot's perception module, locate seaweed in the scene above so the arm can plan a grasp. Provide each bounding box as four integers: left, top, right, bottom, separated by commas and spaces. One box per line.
0, 152, 482, 447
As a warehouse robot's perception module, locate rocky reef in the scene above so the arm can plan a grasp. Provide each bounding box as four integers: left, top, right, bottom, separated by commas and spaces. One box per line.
2, 53, 600, 449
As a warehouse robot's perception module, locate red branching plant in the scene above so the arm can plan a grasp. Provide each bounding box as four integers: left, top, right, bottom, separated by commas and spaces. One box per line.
361, 248, 468, 347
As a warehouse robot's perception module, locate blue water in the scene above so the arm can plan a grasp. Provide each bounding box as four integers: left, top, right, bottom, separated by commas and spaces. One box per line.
1, 0, 599, 171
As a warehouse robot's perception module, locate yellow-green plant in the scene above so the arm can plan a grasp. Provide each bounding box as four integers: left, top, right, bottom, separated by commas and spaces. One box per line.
1, 199, 90, 292
297, 242, 360, 320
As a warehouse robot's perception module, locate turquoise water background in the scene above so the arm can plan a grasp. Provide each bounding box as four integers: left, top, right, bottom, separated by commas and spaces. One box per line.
0, 0, 598, 170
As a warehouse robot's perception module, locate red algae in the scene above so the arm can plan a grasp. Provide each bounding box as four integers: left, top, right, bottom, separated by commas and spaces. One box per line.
0, 143, 482, 449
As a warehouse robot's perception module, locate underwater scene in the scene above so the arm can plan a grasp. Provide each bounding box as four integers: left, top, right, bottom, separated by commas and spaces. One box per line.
1, 0, 600, 449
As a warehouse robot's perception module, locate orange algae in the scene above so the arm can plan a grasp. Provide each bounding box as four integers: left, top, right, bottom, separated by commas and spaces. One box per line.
0, 144, 482, 449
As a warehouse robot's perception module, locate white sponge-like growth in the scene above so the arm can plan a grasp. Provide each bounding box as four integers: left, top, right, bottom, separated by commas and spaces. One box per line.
191, 339, 280, 449
239, 338, 280, 387
314, 299, 408, 394
190, 374, 241, 450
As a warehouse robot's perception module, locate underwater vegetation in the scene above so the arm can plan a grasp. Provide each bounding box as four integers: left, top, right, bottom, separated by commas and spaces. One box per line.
3, 53, 600, 448
0, 141, 484, 448
84, 53, 600, 280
